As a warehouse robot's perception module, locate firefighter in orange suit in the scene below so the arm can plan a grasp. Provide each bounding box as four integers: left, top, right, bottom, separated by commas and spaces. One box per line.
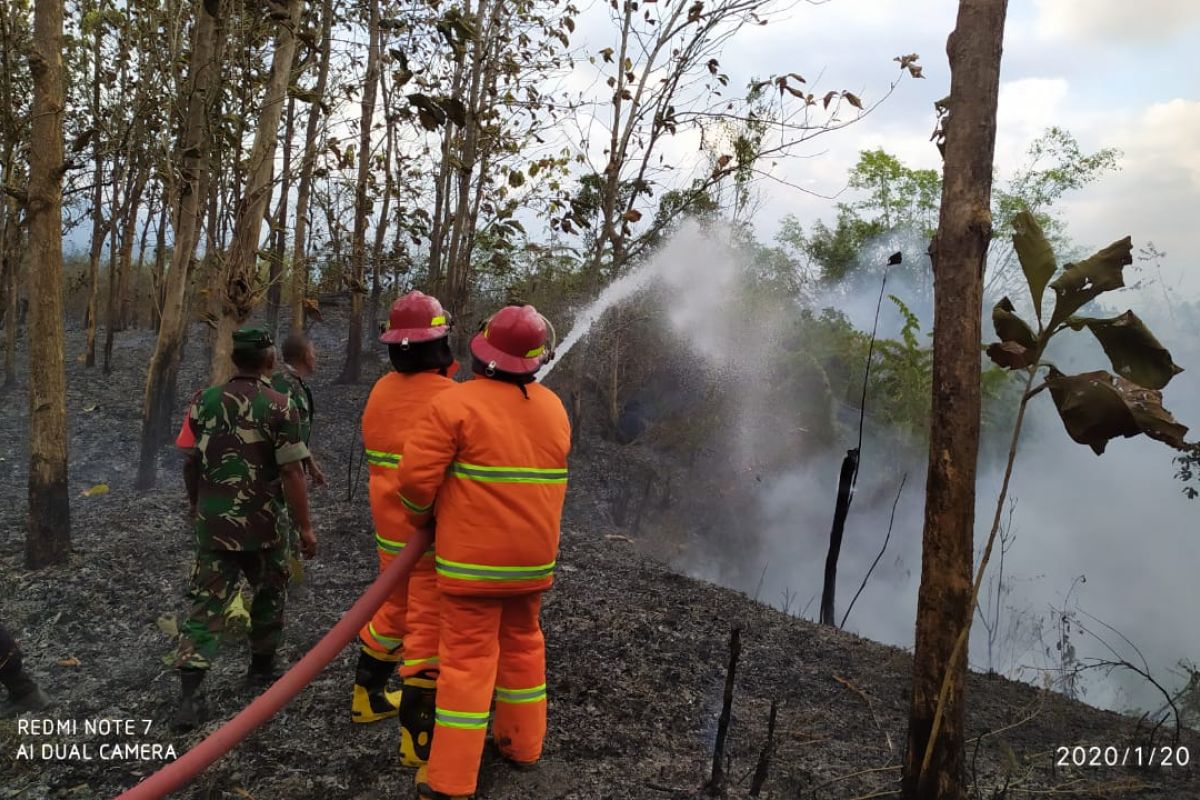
397, 304, 570, 799
351, 291, 457, 726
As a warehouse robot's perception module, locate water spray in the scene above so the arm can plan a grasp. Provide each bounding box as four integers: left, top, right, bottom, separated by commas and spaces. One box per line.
819, 251, 903, 627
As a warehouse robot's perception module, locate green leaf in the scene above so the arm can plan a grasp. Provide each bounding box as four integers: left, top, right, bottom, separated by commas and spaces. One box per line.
1047, 236, 1133, 331
1065, 310, 1184, 390
992, 297, 1036, 349
1045, 368, 1189, 455
1011, 210, 1056, 323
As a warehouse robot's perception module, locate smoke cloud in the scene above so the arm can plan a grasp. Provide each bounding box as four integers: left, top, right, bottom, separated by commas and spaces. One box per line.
626, 221, 1199, 716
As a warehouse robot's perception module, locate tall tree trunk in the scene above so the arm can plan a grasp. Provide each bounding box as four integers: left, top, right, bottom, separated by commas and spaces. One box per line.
83, 11, 108, 367
0, 5, 21, 389
134, 0, 224, 491
903, 3, 1008, 798
132, 181, 157, 329
208, 0, 304, 384
289, 0, 332, 334
118, 169, 149, 330
266, 95, 294, 334
101, 157, 131, 374
25, 0, 71, 568
335, 0, 379, 384
444, 0, 504, 321
1, 194, 20, 388
150, 196, 168, 332
366, 67, 395, 342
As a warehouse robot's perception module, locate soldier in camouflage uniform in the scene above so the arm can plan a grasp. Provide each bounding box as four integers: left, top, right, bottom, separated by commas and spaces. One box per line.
271, 332, 325, 569
173, 325, 318, 730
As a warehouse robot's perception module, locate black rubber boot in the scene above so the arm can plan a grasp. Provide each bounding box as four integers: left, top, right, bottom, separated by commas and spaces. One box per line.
351, 649, 402, 724
398, 671, 437, 766
172, 668, 208, 731
1, 629, 50, 714
245, 652, 279, 690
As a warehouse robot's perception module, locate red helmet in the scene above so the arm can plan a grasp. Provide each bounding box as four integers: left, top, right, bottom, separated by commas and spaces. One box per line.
380, 291, 450, 345
470, 304, 555, 375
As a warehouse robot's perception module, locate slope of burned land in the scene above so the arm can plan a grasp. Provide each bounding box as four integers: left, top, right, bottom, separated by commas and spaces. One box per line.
1, 317, 1196, 799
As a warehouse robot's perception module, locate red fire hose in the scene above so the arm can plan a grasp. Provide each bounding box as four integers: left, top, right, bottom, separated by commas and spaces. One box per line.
115, 527, 432, 799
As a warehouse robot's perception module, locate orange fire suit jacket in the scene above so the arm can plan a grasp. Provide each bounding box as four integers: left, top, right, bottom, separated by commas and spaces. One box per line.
397, 378, 571, 597
362, 368, 457, 553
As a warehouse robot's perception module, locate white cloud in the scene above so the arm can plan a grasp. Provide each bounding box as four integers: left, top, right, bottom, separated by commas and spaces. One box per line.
1034, 0, 1200, 43
995, 77, 1071, 169
1055, 98, 1200, 294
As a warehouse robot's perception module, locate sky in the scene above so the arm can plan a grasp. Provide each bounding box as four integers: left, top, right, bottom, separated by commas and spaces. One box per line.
694, 0, 1200, 299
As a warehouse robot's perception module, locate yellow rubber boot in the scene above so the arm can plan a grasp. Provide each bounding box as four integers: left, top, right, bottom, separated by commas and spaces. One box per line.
398, 673, 437, 767
351, 648, 403, 724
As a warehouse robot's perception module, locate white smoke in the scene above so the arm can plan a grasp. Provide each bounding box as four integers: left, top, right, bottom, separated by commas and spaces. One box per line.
642, 223, 1200, 716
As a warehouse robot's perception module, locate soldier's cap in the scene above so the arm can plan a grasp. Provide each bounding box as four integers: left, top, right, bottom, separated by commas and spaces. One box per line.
232, 325, 274, 352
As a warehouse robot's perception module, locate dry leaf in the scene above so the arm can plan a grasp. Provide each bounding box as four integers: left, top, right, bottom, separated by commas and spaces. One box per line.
58, 657, 81, 668
81, 483, 109, 497
605, 533, 634, 543
83, 404, 99, 412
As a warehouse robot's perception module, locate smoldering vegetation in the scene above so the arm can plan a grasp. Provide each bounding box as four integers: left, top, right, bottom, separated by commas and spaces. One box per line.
596, 221, 1200, 721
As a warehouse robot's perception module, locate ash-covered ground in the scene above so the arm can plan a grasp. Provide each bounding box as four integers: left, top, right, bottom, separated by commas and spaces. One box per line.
1, 315, 1197, 799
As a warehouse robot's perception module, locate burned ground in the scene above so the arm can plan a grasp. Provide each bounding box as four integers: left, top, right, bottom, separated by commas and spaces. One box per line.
1, 318, 1197, 799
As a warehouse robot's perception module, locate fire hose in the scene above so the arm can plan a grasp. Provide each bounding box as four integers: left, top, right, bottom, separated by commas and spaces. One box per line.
115, 526, 433, 800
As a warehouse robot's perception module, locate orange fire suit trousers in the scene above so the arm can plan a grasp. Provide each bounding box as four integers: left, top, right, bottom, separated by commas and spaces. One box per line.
358, 541, 439, 673
426, 592, 547, 796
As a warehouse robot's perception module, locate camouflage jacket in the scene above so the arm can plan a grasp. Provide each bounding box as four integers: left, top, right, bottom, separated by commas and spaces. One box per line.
188, 374, 310, 551
271, 365, 313, 447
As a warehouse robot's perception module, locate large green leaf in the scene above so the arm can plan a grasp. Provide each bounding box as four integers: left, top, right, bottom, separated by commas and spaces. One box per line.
1065, 310, 1184, 390
992, 297, 1037, 349
1046, 236, 1133, 331
1012, 211, 1056, 323
1045, 368, 1189, 455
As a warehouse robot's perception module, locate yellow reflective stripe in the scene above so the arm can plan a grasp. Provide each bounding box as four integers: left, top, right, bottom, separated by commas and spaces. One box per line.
524, 345, 545, 358
375, 532, 405, 553
448, 461, 568, 484
400, 493, 432, 514
435, 556, 555, 582
367, 622, 402, 650
430, 315, 446, 326
403, 655, 439, 667
435, 707, 489, 730
375, 533, 433, 557
365, 449, 401, 468
495, 683, 547, 704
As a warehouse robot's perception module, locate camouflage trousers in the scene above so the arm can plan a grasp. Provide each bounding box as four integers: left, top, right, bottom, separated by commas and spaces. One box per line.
173, 548, 290, 670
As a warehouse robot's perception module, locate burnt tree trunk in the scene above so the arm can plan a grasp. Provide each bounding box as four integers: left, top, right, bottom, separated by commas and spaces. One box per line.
335, 0, 379, 384
83, 10, 108, 368
266, 94, 294, 334
288, 0, 332, 333
903, 3, 1008, 798
208, 0, 303, 383
135, 0, 224, 491
25, 0, 71, 568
